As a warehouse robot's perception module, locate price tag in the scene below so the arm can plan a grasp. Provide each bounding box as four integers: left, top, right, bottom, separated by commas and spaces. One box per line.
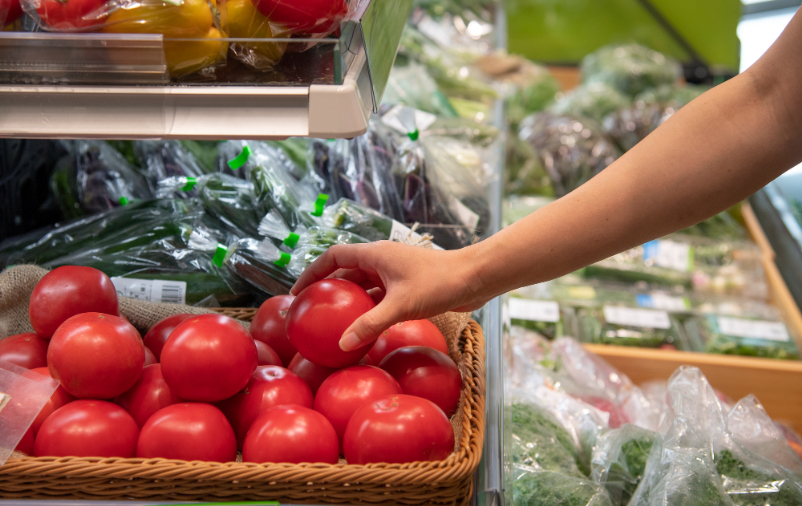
508, 299, 560, 323
111, 277, 187, 305
389, 221, 444, 250
636, 293, 691, 312
603, 306, 671, 329
717, 317, 790, 342
643, 240, 693, 271
567, 286, 597, 300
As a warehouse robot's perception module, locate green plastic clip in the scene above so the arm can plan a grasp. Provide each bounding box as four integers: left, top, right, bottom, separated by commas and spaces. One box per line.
311, 193, 329, 217
212, 244, 228, 267
407, 129, 420, 141
119, 196, 130, 206
274, 252, 291, 268
228, 145, 252, 170
283, 232, 300, 249
181, 177, 197, 192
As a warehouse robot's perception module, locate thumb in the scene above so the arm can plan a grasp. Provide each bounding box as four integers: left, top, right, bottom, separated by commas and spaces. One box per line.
339, 301, 403, 352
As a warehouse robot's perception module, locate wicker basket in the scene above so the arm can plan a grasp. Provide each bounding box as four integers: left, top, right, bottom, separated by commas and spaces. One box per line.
0, 309, 486, 505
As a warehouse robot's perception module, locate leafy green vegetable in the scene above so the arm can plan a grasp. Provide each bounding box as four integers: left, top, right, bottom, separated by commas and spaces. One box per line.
511, 402, 583, 477
548, 82, 631, 123
581, 43, 681, 97
575, 307, 689, 349
684, 315, 800, 360
513, 468, 613, 506
715, 450, 802, 506
603, 437, 655, 505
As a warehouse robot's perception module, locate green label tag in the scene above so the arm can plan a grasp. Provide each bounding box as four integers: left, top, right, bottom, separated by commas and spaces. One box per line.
119, 196, 130, 206
212, 244, 228, 267
283, 232, 300, 249
181, 177, 197, 192
310, 193, 329, 217
274, 252, 291, 268
228, 145, 252, 170
407, 129, 420, 141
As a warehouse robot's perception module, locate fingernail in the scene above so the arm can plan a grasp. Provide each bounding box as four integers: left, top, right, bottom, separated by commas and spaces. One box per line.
339, 332, 361, 352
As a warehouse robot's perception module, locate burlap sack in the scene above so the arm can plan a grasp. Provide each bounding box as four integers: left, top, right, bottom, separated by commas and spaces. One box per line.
0, 265, 216, 339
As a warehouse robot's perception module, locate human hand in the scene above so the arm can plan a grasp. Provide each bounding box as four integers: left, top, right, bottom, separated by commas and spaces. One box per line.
290, 241, 490, 352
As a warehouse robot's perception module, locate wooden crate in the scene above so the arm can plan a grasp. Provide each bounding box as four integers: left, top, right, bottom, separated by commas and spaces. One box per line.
585, 203, 802, 431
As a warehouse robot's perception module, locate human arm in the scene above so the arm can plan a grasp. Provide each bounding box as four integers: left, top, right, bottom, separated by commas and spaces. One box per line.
293, 9, 802, 351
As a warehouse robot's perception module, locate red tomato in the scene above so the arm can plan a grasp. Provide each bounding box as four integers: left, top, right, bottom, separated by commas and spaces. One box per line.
0, 332, 49, 369
379, 346, 462, 417
35, 0, 108, 31
250, 295, 296, 366
1, 0, 23, 26
14, 426, 33, 455
114, 364, 180, 428
143, 347, 157, 366
343, 394, 453, 465
287, 279, 375, 369
255, 340, 282, 367
367, 319, 448, 365
34, 400, 139, 458
217, 365, 313, 448
574, 395, 627, 429
29, 266, 118, 339
160, 314, 257, 402
25, 367, 76, 437
142, 314, 193, 361
252, 0, 347, 33
48, 312, 144, 399
243, 405, 339, 464
137, 403, 236, 463
287, 353, 337, 396
314, 365, 401, 447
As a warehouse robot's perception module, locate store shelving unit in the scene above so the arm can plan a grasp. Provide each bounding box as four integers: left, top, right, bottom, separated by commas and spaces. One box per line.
0, 0, 412, 140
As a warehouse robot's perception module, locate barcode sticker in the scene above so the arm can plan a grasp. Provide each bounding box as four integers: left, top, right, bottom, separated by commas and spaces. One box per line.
389, 221, 444, 250
717, 317, 790, 342
643, 240, 693, 272
111, 277, 187, 305
636, 293, 691, 312
603, 306, 671, 329
509, 299, 560, 323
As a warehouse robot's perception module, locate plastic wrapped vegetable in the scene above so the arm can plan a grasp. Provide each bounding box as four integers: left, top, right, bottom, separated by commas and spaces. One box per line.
574, 305, 690, 350
180, 140, 220, 173
591, 425, 658, 506
134, 141, 209, 194
513, 466, 614, 506
684, 314, 800, 359
1, 0, 23, 27
0, 198, 199, 268
224, 0, 289, 70
519, 113, 620, 198
581, 43, 682, 97
635, 84, 709, 109
383, 63, 460, 118
50, 140, 152, 220
548, 82, 631, 124
258, 208, 370, 255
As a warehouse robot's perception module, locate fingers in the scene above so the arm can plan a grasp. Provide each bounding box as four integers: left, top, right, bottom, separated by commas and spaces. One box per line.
339, 298, 403, 352
291, 244, 366, 295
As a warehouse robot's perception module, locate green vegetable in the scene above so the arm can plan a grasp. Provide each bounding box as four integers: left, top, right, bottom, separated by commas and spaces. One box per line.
323, 198, 394, 242
715, 450, 802, 506
513, 468, 613, 506
179, 140, 220, 173
511, 402, 584, 477
603, 436, 655, 505
575, 307, 689, 349
548, 82, 631, 123
581, 43, 682, 97
684, 315, 800, 360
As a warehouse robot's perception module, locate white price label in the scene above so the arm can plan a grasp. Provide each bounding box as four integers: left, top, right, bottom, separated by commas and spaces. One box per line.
717, 317, 790, 342
603, 306, 671, 329
636, 293, 691, 312
389, 221, 444, 250
449, 196, 481, 234
111, 277, 187, 305
643, 240, 693, 272
508, 299, 560, 323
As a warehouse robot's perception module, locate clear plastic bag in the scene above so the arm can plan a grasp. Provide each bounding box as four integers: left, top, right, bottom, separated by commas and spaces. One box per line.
574, 305, 691, 350
513, 466, 615, 506
580, 43, 682, 97
134, 141, 210, 194
591, 424, 659, 506
684, 314, 800, 360
383, 62, 460, 118
1, 0, 23, 30
519, 113, 620, 198
21, 0, 227, 77
51, 140, 153, 220
548, 82, 631, 124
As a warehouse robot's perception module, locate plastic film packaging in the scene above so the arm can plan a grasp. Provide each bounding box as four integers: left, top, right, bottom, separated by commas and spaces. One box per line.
574, 305, 691, 350
548, 82, 631, 124
0, 360, 59, 463
519, 113, 620, 198
21, 0, 227, 78
683, 313, 800, 360
134, 141, 211, 194
591, 424, 659, 506
580, 43, 682, 97
51, 140, 152, 220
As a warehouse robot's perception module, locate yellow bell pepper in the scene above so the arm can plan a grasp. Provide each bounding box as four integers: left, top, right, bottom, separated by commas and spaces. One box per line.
103, 0, 226, 77
223, 0, 288, 69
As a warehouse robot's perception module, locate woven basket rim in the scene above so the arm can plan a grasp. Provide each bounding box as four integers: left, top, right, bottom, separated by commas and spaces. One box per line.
1, 317, 486, 495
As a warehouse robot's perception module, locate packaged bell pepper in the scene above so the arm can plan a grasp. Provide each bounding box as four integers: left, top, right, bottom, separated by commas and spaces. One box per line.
1, 0, 23, 28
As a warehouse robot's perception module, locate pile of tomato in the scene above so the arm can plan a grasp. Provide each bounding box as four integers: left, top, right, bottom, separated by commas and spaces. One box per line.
1, 266, 463, 465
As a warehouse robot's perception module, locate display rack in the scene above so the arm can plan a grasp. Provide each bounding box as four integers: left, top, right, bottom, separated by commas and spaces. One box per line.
0, 0, 412, 140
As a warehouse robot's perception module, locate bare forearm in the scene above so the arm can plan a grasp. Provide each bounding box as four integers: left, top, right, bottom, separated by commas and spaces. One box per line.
469, 13, 802, 298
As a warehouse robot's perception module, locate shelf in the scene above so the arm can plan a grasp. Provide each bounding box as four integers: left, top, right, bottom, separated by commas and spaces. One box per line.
0, 0, 413, 140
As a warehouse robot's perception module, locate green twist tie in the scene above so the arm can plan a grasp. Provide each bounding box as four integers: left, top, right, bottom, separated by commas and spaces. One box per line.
311, 193, 329, 217
119, 196, 130, 206
283, 232, 300, 248
181, 177, 197, 192
212, 244, 228, 267
274, 252, 291, 268
407, 130, 420, 141
228, 145, 252, 170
